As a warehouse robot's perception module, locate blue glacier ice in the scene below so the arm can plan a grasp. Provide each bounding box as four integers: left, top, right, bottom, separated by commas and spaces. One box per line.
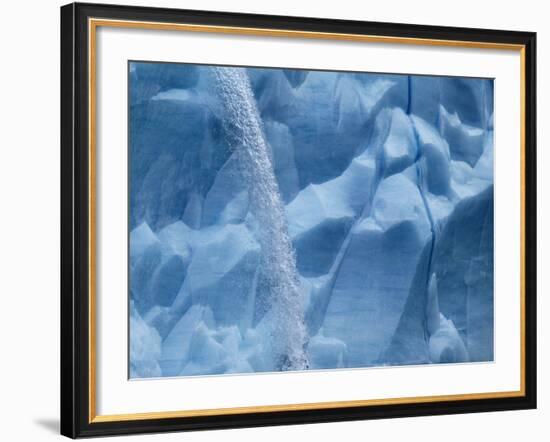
128, 61, 494, 378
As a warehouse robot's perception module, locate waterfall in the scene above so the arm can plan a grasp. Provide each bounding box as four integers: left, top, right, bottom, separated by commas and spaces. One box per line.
212, 67, 309, 371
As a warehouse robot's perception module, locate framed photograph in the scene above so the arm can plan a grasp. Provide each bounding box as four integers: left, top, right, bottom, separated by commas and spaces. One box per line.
60, 2, 536, 438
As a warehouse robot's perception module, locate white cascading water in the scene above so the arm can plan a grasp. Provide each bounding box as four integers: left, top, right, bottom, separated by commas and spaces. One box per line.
212, 67, 309, 371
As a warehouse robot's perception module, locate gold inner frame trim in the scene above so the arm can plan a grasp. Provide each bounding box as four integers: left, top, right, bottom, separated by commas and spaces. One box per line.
88, 17, 527, 424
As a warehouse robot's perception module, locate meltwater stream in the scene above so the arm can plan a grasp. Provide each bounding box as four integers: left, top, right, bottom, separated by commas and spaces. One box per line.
212, 67, 310, 371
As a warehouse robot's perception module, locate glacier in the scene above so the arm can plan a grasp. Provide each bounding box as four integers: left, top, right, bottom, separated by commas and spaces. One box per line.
129, 61, 494, 378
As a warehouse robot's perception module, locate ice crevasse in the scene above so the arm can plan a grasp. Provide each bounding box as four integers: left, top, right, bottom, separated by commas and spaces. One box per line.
129, 64, 494, 377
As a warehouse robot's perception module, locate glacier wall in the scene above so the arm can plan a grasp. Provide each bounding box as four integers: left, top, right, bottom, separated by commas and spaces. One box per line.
129, 62, 494, 378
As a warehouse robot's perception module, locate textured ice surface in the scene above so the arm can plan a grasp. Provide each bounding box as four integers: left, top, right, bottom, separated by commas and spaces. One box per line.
129, 62, 494, 378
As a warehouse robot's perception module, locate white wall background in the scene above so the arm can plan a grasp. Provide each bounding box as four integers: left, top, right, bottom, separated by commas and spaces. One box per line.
0, 0, 546, 440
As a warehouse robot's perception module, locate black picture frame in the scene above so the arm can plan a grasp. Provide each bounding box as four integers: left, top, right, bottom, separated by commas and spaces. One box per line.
61, 2, 537, 438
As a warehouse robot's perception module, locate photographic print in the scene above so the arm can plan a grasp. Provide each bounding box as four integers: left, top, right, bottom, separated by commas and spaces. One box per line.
61, 5, 536, 436
128, 62, 494, 379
